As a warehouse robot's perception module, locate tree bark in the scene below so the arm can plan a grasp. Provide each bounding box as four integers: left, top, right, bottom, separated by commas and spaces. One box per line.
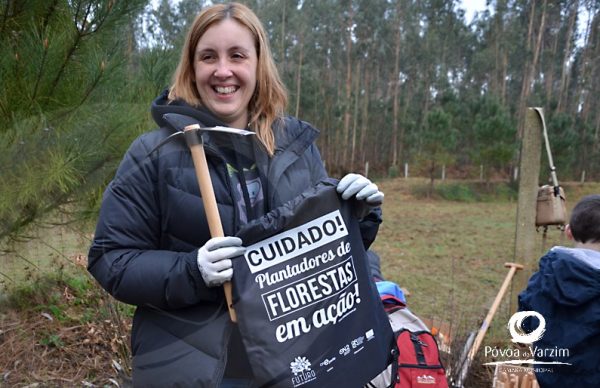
342, 2, 354, 169
517, 0, 547, 140
391, 2, 402, 167
359, 65, 370, 167
350, 60, 360, 171
557, 0, 578, 113
294, 32, 304, 117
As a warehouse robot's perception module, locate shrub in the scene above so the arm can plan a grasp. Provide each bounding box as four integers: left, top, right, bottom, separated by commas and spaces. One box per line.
410, 181, 517, 202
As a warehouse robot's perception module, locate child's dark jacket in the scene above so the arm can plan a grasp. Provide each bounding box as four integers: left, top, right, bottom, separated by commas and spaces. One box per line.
518, 246, 600, 387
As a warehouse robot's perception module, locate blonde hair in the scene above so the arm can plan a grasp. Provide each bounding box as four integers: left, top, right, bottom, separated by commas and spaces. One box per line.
169, 2, 288, 156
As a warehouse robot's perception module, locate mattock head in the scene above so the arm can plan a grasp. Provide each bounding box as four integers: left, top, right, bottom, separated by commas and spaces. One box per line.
183, 124, 254, 147
147, 113, 254, 156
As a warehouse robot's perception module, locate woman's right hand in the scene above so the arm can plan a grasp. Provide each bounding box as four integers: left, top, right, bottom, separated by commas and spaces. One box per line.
197, 237, 246, 287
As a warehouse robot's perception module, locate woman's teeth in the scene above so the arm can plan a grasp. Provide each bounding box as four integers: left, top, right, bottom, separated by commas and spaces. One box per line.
215, 86, 237, 94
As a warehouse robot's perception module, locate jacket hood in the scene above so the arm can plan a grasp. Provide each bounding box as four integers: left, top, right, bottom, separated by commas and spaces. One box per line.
151, 88, 226, 129
539, 246, 600, 307
150, 88, 319, 155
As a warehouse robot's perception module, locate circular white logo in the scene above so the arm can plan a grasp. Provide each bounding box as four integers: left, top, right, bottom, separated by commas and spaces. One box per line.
507, 311, 546, 344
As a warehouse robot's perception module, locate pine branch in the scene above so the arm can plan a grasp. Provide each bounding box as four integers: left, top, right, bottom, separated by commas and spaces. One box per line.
48, 1, 117, 100
31, 37, 50, 102
83, 3, 110, 37
48, 31, 82, 100
0, 0, 11, 36
0, 150, 115, 241
73, 0, 83, 30
31, 0, 61, 102
52, 66, 104, 120
79, 1, 93, 34
41, 0, 60, 30
48, 0, 95, 99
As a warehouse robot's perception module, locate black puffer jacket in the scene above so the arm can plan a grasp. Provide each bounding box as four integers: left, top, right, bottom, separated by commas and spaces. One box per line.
88, 90, 381, 387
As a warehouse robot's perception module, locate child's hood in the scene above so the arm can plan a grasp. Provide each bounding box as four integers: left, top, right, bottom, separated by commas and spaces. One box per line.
540, 246, 600, 306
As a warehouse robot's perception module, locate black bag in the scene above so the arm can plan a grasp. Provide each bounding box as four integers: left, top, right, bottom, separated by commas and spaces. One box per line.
233, 179, 394, 388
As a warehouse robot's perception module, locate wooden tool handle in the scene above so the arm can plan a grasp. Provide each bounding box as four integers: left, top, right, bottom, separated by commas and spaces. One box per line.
467, 262, 524, 362
188, 140, 237, 323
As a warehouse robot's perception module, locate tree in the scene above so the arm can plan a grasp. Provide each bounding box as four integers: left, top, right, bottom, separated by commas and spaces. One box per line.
469, 97, 516, 182
0, 0, 147, 240
420, 108, 457, 196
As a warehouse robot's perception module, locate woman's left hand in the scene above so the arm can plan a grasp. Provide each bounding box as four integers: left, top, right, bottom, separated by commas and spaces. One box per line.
337, 173, 384, 207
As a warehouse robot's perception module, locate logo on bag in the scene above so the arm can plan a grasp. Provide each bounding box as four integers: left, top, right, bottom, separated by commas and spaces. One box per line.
339, 344, 351, 356
351, 335, 365, 349
319, 357, 336, 367
416, 375, 437, 384
290, 356, 316, 386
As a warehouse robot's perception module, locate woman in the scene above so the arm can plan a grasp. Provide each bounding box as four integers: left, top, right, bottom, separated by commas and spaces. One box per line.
88, 3, 384, 387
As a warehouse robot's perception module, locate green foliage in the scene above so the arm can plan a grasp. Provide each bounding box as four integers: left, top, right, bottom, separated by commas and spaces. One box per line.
44, 304, 69, 322
1, 262, 135, 323
436, 183, 478, 202
5, 273, 59, 310
65, 274, 92, 298
0, 0, 149, 239
1, 0, 599, 241
468, 96, 516, 179
40, 333, 65, 348
547, 112, 579, 178
418, 108, 457, 194
410, 181, 518, 202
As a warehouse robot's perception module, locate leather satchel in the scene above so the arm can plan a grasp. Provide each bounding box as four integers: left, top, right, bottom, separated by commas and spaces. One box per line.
534, 108, 567, 227
536, 184, 567, 226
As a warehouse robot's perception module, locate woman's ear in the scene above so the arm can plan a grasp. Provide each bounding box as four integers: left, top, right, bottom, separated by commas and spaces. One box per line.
565, 224, 574, 241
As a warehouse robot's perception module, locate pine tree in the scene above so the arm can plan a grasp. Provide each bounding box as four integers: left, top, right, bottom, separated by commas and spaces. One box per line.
0, 0, 148, 240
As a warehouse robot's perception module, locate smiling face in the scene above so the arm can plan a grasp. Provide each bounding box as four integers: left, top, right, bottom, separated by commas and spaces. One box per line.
193, 19, 258, 129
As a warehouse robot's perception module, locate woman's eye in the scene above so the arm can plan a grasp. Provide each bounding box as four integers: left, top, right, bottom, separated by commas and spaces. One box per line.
199, 54, 215, 62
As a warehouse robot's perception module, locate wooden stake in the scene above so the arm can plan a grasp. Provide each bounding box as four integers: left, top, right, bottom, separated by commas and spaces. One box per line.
513, 108, 543, 312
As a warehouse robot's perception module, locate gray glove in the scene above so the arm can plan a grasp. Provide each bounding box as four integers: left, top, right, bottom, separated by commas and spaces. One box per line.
337, 173, 384, 206
197, 236, 245, 287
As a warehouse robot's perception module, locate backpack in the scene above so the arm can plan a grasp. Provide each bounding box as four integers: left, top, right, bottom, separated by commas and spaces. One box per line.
367, 281, 449, 388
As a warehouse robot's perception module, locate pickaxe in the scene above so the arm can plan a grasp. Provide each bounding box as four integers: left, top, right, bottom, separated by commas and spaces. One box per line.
151, 113, 254, 322
455, 262, 523, 387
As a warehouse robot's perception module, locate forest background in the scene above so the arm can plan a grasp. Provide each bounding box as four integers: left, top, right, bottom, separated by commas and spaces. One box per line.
1, 0, 600, 239
1, 0, 600, 385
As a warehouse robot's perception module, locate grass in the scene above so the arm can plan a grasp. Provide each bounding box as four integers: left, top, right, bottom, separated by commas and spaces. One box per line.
372, 178, 600, 384
1, 177, 598, 386
374, 182, 519, 332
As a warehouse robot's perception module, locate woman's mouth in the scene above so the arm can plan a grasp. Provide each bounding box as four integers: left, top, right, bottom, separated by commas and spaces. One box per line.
214, 86, 238, 95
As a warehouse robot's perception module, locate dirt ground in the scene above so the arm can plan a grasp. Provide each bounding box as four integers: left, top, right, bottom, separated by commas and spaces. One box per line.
1, 310, 132, 387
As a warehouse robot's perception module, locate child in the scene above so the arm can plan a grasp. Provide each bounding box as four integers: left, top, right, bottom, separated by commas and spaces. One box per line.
518, 194, 600, 387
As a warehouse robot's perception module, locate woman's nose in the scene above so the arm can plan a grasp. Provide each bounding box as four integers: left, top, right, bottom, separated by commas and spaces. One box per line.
213, 59, 233, 78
